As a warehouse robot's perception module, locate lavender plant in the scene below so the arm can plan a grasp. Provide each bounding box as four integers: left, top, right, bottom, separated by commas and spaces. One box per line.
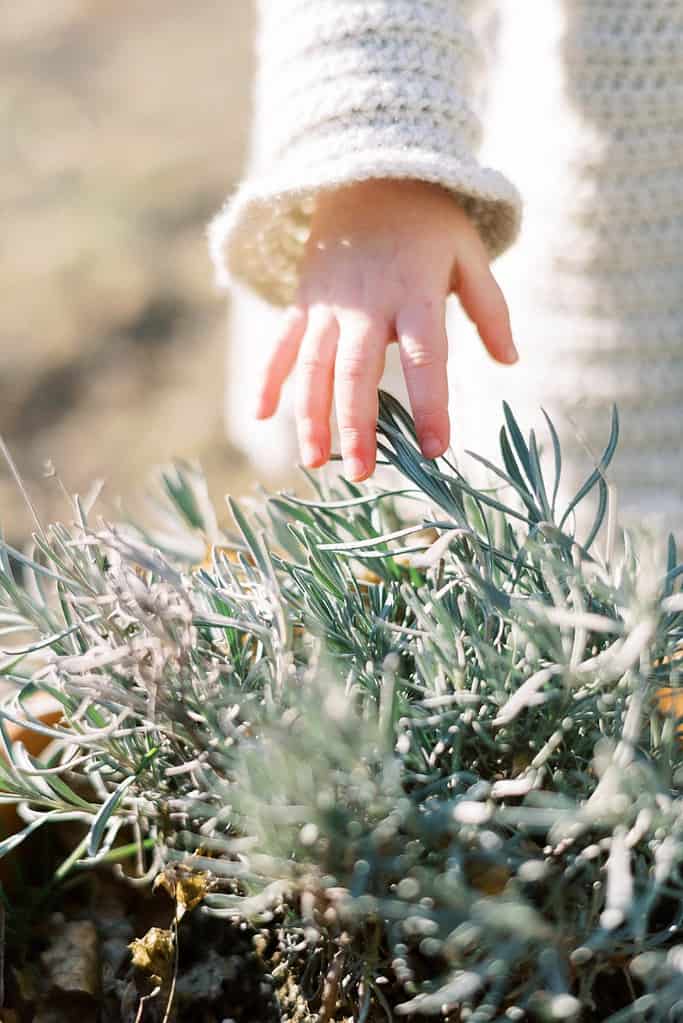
0, 393, 682, 1022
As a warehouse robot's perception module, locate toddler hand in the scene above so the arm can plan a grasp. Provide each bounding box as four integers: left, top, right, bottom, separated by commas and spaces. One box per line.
255, 178, 518, 481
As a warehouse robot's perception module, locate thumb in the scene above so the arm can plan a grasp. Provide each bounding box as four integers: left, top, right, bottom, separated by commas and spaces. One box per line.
453, 258, 519, 366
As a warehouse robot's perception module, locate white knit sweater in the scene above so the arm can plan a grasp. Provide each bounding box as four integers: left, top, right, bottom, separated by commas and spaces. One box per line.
211, 0, 683, 534
210, 0, 521, 305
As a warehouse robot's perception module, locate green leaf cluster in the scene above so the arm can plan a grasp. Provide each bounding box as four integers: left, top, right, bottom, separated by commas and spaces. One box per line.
0, 394, 681, 1021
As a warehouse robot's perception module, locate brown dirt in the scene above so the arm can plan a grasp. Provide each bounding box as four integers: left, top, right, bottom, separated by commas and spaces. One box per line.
0, 0, 271, 544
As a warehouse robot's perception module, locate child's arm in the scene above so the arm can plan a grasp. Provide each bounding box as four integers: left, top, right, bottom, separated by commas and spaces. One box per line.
210, 1, 522, 480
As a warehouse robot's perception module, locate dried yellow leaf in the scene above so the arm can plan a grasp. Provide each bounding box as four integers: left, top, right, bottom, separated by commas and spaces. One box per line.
655, 687, 683, 737
155, 866, 211, 920
465, 858, 511, 896
129, 927, 175, 986
194, 544, 243, 571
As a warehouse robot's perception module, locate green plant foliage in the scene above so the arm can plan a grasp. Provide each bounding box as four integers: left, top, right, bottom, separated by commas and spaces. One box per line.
0, 393, 682, 1021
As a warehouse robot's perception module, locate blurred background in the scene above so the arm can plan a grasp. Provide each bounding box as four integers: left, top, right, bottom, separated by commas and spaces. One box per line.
1, 0, 257, 544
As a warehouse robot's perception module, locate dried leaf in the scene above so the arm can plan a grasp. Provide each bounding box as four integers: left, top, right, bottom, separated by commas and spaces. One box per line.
154, 865, 211, 920
194, 543, 242, 571
655, 686, 683, 737
129, 927, 174, 988
465, 858, 511, 896
655, 645, 683, 740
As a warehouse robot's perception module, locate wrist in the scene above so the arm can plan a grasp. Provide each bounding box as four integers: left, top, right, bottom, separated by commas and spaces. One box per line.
314, 177, 470, 225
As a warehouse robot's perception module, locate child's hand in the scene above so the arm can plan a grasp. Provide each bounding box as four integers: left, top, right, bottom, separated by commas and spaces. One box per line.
256, 178, 518, 481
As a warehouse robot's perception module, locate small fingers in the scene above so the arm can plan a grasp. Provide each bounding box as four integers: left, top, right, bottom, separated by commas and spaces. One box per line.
396, 301, 450, 459
456, 259, 518, 365
256, 306, 307, 419
334, 314, 388, 481
295, 307, 339, 467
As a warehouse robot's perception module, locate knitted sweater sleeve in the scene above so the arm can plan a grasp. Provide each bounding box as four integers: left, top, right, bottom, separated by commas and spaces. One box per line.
209, 0, 522, 307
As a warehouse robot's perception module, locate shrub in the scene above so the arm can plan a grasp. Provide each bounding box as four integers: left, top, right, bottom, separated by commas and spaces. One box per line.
0, 393, 682, 1021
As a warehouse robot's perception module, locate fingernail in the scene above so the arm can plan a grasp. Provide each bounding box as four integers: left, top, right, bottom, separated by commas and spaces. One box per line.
504, 340, 519, 364
302, 442, 324, 467
254, 394, 270, 419
422, 435, 444, 459
345, 457, 367, 481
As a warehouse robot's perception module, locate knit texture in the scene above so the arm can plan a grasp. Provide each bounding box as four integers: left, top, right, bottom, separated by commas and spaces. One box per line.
209, 0, 522, 306
450, 0, 683, 531
544, 0, 683, 527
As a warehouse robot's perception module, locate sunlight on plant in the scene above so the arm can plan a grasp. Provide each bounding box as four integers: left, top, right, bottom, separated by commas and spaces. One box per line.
0, 392, 682, 1021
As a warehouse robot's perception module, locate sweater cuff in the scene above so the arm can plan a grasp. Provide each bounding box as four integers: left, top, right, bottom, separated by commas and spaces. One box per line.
209, 0, 523, 306
210, 154, 521, 306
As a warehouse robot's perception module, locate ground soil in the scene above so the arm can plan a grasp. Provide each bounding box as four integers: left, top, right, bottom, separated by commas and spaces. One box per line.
1, 1, 271, 546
